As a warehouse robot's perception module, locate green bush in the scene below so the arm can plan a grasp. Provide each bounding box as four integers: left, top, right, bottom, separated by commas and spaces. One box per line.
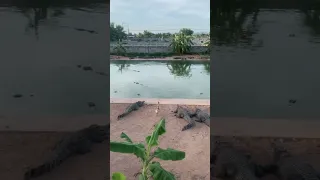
113, 39, 127, 56
112, 172, 127, 180
110, 118, 186, 180
204, 40, 211, 53
170, 33, 194, 55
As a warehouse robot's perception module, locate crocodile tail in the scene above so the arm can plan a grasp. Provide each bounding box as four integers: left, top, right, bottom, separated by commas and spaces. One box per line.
205, 120, 210, 127
117, 111, 129, 120
181, 122, 195, 131
24, 158, 62, 180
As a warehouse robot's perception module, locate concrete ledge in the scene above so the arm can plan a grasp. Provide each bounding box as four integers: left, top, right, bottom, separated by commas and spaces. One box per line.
110, 58, 209, 61
110, 98, 210, 105
212, 117, 320, 138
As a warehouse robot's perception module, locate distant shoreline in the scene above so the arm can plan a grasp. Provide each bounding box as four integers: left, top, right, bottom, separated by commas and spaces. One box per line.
110, 54, 209, 61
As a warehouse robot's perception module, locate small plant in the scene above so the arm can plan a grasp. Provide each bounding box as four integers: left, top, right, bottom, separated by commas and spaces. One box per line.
110, 118, 186, 180
112, 172, 127, 180
204, 39, 211, 53
113, 39, 127, 56
170, 33, 194, 55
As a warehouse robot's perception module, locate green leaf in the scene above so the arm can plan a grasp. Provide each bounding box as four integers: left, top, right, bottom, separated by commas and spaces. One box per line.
138, 174, 145, 180
110, 141, 146, 161
145, 118, 166, 147
154, 147, 185, 161
120, 132, 133, 143
112, 172, 126, 180
149, 162, 175, 180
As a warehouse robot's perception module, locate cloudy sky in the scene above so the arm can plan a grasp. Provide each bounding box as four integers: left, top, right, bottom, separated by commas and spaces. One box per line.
110, 0, 210, 33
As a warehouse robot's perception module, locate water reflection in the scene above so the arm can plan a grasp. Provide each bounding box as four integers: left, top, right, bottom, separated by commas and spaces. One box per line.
110, 60, 210, 99
111, 60, 209, 78
203, 62, 210, 75
114, 60, 131, 73
211, 0, 320, 119
211, 0, 260, 47
167, 60, 192, 78
0, 0, 108, 115
212, 0, 320, 46
303, 8, 320, 37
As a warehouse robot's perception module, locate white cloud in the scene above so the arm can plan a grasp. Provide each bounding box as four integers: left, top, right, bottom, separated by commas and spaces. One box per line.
110, 0, 210, 33
152, 0, 209, 19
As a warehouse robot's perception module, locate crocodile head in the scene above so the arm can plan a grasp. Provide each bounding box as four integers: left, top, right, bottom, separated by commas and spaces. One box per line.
173, 105, 181, 113
86, 124, 109, 143
137, 101, 145, 107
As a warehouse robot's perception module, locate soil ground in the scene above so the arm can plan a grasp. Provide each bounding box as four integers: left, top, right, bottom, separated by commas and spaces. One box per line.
3, 102, 319, 180
110, 103, 210, 180
110, 54, 209, 61
212, 136, 320, 180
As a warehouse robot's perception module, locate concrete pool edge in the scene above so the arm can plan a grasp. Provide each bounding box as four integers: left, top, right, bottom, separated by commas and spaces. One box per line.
110, 59, 209, 61
110, 98, 210, 105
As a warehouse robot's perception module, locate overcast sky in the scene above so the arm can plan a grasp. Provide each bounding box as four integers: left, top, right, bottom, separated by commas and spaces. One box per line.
110, 0, 210, 33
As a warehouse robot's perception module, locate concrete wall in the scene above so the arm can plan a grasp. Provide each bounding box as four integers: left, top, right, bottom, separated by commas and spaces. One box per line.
110, 45, 208, 54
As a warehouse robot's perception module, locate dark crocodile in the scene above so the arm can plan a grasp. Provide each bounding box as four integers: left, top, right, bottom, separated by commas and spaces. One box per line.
117, 101, 145, 120
173, 105, 195, 131
213, 141, 261, 180
270, 144, 320, 180
193, 108, 210, 127
24, 124, 109, 180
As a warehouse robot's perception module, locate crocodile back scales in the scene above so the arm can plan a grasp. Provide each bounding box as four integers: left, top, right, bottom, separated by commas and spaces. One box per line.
175, 105, 195, 131
215, 146, 258, 180
278, 158, 320, 180
273, 146, 320, 180
194, 108, 210, 127
24, 124, 108, 180
117, 101, 145, 119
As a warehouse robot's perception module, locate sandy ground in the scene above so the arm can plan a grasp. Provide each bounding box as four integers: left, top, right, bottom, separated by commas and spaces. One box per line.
3, 101, 320, 180
110, 54, 209, 61
110, 103, 210, 180
212, 136, 320, 180
0, 131, 108, 180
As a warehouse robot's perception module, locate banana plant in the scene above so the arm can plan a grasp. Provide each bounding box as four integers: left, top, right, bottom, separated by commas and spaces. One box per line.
170, 33, 194, 55
112, 172, 126, 180
110, 118, 186, 180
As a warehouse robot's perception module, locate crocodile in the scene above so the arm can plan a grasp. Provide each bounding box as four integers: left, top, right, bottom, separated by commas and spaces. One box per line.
213, 141, 262, 180
193, 108, 210, 127
269, 143, 320, 180
173, 105, 196, 131
117, 101, 145, 120
24, 124, 109, 180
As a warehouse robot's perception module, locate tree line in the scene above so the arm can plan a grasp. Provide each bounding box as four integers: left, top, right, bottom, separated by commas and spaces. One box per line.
110, 22, 208, 41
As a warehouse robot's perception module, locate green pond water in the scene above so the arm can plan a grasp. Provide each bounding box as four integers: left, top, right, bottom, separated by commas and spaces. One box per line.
110, 60, 210, 99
